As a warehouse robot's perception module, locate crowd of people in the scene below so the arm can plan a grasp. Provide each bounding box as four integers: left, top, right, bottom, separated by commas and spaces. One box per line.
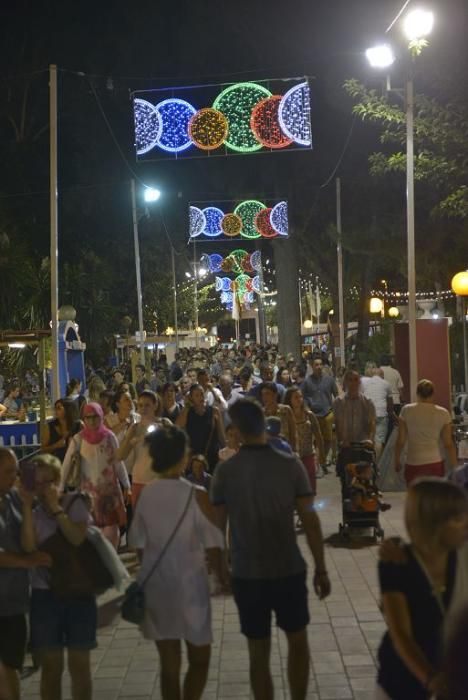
0, 341, 467, 700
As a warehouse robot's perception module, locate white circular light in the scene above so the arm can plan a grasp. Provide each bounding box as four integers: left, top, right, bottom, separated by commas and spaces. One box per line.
365, 44, 395, 69
403, 9, 434, 41
144, 187, 161, 203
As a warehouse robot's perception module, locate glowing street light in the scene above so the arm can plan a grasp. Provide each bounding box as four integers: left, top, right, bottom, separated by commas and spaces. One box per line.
365, 44, 395, 69
388, 306, 400, 318
365, 6, 434, 401
370, 297, 384, 315
143, 187, 161, 203
451, 270, 468, 391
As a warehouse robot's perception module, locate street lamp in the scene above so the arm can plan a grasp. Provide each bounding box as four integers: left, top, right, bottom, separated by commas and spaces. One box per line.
366, 7, 434, 401
143, 187, 161, 203
451, 270, 468, 391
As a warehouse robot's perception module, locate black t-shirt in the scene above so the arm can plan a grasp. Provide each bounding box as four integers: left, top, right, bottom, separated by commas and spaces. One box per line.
377, 545, 456, 699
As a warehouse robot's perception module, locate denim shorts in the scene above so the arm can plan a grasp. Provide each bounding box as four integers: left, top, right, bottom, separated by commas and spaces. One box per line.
30, 589, 97, 651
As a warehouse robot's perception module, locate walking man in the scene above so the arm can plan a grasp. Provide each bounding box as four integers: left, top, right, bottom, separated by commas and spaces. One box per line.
211, 399, 330, 700
302, 356, 338, 472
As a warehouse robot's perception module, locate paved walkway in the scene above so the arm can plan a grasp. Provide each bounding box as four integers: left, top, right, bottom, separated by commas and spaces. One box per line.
21, 475, 406, 699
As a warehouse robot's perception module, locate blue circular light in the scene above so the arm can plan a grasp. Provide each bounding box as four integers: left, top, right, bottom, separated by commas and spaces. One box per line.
155, 98, 196, 153
221, 277, 232, 292
215, 276, 223, 292
278, 82, 312, 146
270, 201, 289, 236
250, 250, 262, 271
134, 98, 163, 155
189, 206, 206, 237
208, 254, 223, 272
252, 275, 261, 293
202, 207, 224, 237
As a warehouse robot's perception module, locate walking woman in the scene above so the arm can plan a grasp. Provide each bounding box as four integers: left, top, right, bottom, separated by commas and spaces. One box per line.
376, 478, 468, 699
176, 384, 225, 472
259, 381, 298, 451
284, 386, 325, 494
161, 382, 183, 422
129, 425, 225, 700
61, 403, 130, 548
41, 398, 81, 462
395, 379, 457, 485
20, 454, 96, 700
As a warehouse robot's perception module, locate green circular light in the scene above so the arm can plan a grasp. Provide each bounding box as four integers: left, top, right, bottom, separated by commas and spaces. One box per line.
234, 200, 266, 239
213, 83, 272, 153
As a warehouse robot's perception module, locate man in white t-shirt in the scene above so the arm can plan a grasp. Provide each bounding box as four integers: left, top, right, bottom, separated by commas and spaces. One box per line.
361, 368, 393, 457
380, 355, 404, 415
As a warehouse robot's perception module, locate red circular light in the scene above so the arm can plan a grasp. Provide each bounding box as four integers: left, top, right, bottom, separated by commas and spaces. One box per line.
250, 96, 293, 149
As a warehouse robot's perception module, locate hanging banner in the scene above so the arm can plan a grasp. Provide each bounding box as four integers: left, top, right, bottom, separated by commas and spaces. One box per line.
132, 77, 312, 160
188, 199, 289, 241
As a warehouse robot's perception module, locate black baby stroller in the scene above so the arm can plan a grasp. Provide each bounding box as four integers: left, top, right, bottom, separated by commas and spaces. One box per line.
337, 442, 385, 541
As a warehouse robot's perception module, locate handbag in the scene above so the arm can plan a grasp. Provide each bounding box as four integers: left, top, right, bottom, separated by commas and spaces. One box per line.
66, 436, 82, 490
40, 495, 114, 599
121, 486, 194, 624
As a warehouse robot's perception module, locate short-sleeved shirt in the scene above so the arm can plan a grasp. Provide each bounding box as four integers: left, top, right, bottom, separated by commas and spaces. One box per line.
381, 365, 404, 404
0, 490, 29, 615
361, 376, 391, 417
400, 402, 452, 465
378, 545, 456, 699
333, 394, 376, 444
210, 444, 312, 579
302, 374, 338, 417
32, 494, 93, 589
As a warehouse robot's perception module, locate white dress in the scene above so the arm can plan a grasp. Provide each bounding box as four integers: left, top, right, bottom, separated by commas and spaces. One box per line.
128, 477, 224, 645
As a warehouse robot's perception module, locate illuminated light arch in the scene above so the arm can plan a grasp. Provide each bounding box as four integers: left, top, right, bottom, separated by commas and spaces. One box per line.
134, 98, 163, 155
155, 98, 196, 153
201, 207, 224, 236
278, 82, 312, 146
234, 200, 266, 239
189, 206, 206, 238
270, 200, 289, 236
250, 251, 262, 271
254, 207, 278, 238
188, 108, 228, 151
221, 213, 243, 237
213, 82, 272, 153
250, 95, 293, 149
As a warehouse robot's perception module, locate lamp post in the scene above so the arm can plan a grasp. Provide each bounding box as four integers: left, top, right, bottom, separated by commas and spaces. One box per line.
366, 8, 434, 402
451, 270, 468, 392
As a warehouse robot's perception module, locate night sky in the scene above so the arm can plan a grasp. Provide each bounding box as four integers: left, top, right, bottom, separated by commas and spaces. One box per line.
1, 0, 467, 284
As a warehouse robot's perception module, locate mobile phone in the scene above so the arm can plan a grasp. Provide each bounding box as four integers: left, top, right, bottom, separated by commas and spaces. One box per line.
20, 461, 37, 491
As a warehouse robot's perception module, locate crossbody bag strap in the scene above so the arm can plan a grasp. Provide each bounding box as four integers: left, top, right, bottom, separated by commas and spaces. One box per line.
140, 486, 194, 589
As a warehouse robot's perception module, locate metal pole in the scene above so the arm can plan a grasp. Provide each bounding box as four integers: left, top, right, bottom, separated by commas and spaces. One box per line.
130, 179, 145, 365
298, 280, 303, 327
171, 246, 179, 352
336, 177, 345, 368
406, 76, 418, 401
255, 242, 267, 345
463, 296, 468, 393
193, 242, 199, 349
49, 65, 60, 402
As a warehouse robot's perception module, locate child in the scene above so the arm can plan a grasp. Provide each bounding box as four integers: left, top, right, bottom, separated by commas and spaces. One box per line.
185, 454, 212, 490
266, 416, 293, 455
218, 424, 240, 462
350, 462, 391, 512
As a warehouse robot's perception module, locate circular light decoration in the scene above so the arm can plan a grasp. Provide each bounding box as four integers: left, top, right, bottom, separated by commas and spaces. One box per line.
234, 200, 266, 239
222, 277, 232, 292
221, 258, 233, 272
207, 254, 223, 272
221, 291, 233, 304
221, 213, 243, 237
213, 82, 272, 153
270, 201, 289, 236
155, 98, 196, 153
189, 206, 206, 238
250, 251, 262, 271
255, 207, 277, 238
278, 82, 312, 146
134, 98, 163, 155
228, 249, 249, 274
188, 108, 228, 151
250, 95, 293, 149
202, 207, 224, 237
241, 256, 254, 273
244, 291, 255, 304
215, 277, 223, 292
236, 274, 251, 292
252, 275, 261, 293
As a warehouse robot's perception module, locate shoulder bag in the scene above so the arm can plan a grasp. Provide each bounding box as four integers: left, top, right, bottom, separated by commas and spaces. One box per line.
65, 436, 82, 491
121, 486, 194, 624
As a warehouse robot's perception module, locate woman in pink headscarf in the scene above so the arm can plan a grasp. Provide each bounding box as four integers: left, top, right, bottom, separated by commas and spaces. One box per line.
61, 402, 130, 547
